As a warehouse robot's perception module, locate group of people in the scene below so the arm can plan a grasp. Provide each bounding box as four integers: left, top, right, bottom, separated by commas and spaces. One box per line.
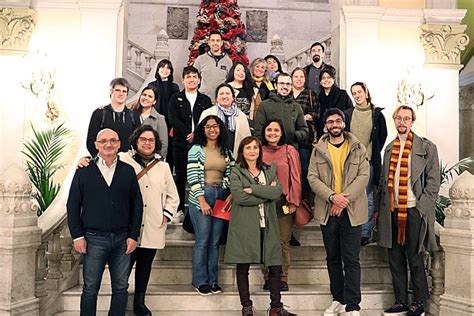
66, 30, 441, 316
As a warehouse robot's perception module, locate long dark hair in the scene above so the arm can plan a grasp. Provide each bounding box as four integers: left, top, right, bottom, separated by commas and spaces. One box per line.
236, 136, 266, 170
194, 115, 230, 157
154, 59, 174, 82
261, 119, 287, 146
225, 61, 254, 97
131, 86, 157, 113
264, 54, 283, 73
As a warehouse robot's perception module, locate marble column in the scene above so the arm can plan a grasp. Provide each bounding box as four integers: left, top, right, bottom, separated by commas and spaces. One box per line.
439, 171, 474, 316
420, 19, 469, 165
0, 165, 42, 315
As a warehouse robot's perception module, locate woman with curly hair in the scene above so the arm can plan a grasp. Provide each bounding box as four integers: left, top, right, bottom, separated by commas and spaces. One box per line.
187, 115, 235, 296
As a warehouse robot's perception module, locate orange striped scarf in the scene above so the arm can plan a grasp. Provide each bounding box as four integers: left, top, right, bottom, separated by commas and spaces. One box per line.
387, 131, 413, 245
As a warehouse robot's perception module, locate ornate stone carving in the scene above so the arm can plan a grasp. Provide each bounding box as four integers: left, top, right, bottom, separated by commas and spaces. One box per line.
444, 172, 474, 220
167, 7, 189, 40
0, 7, 36, 54
421, 24, 469, 65
0, 165, 37, 215
246, 10, 267, 43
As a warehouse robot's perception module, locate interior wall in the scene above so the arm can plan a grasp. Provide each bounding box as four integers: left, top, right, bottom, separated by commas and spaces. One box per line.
128, 0, 331, 89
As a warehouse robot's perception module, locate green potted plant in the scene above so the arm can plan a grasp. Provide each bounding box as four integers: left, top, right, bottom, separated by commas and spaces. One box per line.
22, 122, 71, 216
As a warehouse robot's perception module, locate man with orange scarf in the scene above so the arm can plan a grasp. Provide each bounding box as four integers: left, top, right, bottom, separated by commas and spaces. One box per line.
376, 105, 440, 316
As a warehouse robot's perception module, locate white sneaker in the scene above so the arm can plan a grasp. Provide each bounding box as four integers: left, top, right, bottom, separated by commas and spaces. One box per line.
171, 210, 185, 224
324, 301, 347, 316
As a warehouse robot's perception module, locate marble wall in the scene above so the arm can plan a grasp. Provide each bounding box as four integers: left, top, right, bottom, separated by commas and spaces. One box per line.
128, 0, 331, 88
459, 84, 474, 159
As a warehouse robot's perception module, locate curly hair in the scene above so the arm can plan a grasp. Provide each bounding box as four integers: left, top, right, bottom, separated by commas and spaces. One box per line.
194, 115, 230, 157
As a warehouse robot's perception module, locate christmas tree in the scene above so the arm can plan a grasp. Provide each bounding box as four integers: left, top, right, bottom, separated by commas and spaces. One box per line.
188, 0, 249, 65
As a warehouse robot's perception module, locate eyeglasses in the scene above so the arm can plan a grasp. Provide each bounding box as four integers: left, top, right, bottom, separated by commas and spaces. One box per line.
394, 116, 412, 123
204, 124, 220, 130
138, 137, 155, 144
277, 82, 292, 86
253, 176, 260, 184
113, 88, 128, 94
96, 138, 120, 146
325, 119, 343, 125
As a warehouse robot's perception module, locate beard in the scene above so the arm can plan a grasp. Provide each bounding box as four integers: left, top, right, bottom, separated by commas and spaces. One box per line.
312, 55, 321, 63
328, 128, 343, 138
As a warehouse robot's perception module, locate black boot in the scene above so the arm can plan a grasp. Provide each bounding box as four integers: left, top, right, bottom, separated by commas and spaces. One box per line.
133, 292, 152, 316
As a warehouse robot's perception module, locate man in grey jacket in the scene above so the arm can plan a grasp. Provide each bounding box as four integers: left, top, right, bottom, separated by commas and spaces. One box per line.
377, 105, 440, 316
308, 108, 369, 316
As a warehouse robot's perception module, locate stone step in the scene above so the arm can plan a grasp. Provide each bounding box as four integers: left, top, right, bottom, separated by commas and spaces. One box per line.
55, 310, 385, 315
62, 284, 394, 312
80, 260, 392, 286
165, 221, 324, 244
156, 240, 386, 263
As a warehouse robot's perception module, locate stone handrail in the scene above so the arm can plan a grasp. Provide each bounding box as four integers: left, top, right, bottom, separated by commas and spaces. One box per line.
128, 40, 156, 77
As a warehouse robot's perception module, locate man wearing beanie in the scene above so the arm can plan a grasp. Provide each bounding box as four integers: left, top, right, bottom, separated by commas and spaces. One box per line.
308, 108, 369, 316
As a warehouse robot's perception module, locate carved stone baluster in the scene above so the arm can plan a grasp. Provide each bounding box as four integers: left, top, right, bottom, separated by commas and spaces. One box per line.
427, 248, 445, 315
45, 225, 64, 290
296, 55, 303, 69
134, 49, 143, 73
60, 225, 75, 273
127, 44, 132, 69
154, 29, 170, 61
324, 38, 332, 65
144, 56, 153, 75
36, 241, 48, 302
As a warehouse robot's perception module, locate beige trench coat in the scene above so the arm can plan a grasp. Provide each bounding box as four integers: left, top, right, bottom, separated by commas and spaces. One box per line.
119, 152, 179, 249
307, 132, 370, 226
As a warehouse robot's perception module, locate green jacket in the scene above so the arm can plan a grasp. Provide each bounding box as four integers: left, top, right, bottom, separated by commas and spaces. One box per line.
224, 163, 283, 267
307, 132, 370, 226
254, 93, 309, 149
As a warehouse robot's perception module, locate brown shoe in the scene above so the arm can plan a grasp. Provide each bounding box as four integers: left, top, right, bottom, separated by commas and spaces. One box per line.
242, 305, 254, 316
268, 306, 297, 316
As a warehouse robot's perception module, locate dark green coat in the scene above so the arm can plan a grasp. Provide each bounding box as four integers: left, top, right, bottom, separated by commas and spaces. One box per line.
224, 163, 283, 267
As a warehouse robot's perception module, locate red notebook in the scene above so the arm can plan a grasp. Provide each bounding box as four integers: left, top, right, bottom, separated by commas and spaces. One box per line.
212, 200, 231, 221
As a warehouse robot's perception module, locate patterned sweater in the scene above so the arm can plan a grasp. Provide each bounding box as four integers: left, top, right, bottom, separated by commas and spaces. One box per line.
187, 144, 235, 206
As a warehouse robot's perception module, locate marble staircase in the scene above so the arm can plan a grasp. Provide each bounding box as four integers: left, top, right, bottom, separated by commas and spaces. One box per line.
57, 222, 392, 314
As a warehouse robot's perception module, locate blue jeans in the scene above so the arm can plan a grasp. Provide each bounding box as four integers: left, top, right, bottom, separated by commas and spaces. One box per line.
81, 231, 130, 316
361, 164, 375, 238
188, 185, 226, 287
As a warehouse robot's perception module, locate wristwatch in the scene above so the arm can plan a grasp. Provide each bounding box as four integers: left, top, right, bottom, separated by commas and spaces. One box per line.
328, 193, 335, 202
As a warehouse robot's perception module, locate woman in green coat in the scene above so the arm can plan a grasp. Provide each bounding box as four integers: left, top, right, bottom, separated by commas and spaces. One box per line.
224, 136, 297, 316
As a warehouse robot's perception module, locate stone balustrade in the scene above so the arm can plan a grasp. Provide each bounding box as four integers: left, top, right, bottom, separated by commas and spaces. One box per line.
269, 33, 332, 73
439, 171, 474, 316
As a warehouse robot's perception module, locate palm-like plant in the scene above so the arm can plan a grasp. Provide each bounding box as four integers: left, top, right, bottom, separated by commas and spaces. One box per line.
436, 157, 474, 225
22, 123, 71, 216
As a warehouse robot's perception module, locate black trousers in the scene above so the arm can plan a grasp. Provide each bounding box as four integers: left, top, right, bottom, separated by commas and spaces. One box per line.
173, 144, 188, 212
130, 247, 157, 294
388, 208, 429, 303
236, 228, 283, 309
321, 211, 362, 312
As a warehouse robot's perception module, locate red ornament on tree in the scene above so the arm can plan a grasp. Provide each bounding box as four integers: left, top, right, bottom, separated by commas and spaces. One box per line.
188, 0, 249, 65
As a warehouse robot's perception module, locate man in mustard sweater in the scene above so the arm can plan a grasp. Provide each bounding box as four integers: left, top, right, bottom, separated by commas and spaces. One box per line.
307, 108, 369, 316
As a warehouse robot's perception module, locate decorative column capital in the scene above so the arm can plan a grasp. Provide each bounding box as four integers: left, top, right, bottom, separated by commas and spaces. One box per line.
0, 7, 36, 55
0, 164, 37, 217
421, 24, 469, 65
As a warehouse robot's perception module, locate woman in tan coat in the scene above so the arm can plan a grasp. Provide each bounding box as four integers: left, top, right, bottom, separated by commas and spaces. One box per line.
120, 125, 179, 315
